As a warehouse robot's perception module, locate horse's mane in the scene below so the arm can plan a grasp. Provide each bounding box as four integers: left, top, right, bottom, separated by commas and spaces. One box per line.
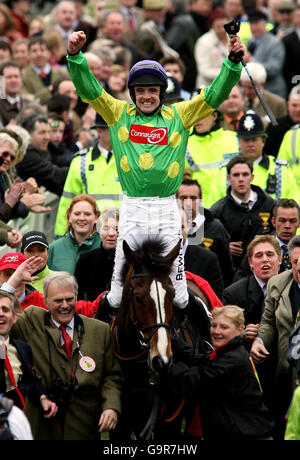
120, 239, 173, 282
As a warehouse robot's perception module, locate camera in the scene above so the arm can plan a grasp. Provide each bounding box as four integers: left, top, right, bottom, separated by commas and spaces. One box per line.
49, 378, 75, 412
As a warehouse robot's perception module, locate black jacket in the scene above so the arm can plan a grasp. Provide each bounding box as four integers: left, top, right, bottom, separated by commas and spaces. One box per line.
210, 185, 275, 270
222, 275, 265, 325
0, 337, 46, 409
188, 208, 235, 286
184, 244, 224, 299
74, 243, 115, 301
264, 114, 296, 158
16, 144, 68, 196
168, 336, 274, 440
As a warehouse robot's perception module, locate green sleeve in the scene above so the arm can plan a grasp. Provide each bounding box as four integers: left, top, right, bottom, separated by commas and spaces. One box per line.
67, 51, 103, 101
204, 58, 242, 109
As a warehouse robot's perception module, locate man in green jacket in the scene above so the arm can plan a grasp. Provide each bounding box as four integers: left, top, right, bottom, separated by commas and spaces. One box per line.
9, 258, 122, 440
67, 30, 244, 319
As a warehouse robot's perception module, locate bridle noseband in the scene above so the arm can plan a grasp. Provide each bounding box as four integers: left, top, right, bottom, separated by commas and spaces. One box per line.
130, 271, 171, 349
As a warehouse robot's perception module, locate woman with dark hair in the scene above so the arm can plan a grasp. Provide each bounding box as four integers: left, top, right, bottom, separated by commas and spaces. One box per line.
48, 194, 101, 274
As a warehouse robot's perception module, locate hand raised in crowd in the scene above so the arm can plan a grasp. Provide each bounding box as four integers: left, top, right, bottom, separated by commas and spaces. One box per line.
7, 229, 22, 248
8, 256, 44, 288
68, 30, 86, 55
4, 178, 25, 208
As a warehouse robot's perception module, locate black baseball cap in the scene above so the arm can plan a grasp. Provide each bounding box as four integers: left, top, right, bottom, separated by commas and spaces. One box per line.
21, 231, 49, 253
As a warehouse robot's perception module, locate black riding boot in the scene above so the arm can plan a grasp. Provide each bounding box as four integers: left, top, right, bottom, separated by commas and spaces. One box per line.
181, 292, 212, 343
94, 293, 118, 324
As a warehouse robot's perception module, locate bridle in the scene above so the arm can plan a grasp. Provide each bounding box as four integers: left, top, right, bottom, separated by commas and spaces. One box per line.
129, 271, 171, 349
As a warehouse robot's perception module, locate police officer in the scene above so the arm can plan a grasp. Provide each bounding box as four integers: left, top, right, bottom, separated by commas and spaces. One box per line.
54, 114, 122, 237
185, 106, 240, 208
208, 112, 300, 207
277, 123, 300, 187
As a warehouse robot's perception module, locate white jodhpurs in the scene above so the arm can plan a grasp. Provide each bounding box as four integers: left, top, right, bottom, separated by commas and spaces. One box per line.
107, 194, 189, 309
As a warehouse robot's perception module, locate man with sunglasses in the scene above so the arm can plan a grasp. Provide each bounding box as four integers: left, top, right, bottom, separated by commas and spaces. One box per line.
0, 131, 28, 224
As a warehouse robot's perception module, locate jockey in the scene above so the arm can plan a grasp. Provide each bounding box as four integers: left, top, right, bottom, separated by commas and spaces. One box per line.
67, 31, 245, 323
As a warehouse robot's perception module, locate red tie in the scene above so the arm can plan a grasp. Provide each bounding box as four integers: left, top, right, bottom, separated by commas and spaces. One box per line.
2, 343, 27, 411
59, 325, 72, 359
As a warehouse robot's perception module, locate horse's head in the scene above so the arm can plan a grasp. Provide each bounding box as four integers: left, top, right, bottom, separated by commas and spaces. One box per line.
122, 239, 180, 374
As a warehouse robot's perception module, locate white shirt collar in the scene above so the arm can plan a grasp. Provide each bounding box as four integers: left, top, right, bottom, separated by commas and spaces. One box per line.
6, 94, 21, 105
33, 62, 51, 75
188, 211, 205, 235
231, 188, 257, 209
52, 317, 74, 335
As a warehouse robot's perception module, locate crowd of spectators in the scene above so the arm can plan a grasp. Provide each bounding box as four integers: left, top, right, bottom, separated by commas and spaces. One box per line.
1, 0, 300, 443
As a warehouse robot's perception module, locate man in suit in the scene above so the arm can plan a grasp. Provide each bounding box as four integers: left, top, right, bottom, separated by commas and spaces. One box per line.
234, 198, 300, 281
282, 6, 300, 95
7, 257, 123, 440
243, 9, 286, 98
118, 0, 145, 43
222, 234, 281, 339
0, 288, 57, 417
177, 177, 235, 287
0, 61, 28, 126
219, 85, 245, 132
251, 234, 300, 438
265, 84, 300, 158
16, 114, 69, 196
180, 207, 224, 299
21, 36, 68, 105
239, 61, 287, 124
52, 0, 96, 53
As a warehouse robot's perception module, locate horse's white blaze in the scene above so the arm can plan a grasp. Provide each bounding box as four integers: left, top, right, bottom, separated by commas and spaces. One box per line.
150, 280, 169, 364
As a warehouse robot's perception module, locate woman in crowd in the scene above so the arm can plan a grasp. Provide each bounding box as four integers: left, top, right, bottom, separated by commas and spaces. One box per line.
168, 305, 274, 440
74, 206, 119, 301
21, 230, 53, 293
48, 194, 100, 275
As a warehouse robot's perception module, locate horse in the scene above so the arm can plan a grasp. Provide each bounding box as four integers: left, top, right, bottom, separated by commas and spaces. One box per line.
108, 238, 213, 441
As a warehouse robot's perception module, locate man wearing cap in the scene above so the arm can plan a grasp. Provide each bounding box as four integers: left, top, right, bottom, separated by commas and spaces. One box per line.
281, 6, 300, 94
0, 253, 47, 311
244, 9, 286, 99
208, 112, 300, 206
21, 231, 53, 293
272, 0, 296, 38
54, 113, 122, 237
67, 29, 244, 321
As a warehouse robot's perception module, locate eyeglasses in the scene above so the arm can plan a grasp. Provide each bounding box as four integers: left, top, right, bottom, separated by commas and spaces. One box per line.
0, 151, 16, 161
